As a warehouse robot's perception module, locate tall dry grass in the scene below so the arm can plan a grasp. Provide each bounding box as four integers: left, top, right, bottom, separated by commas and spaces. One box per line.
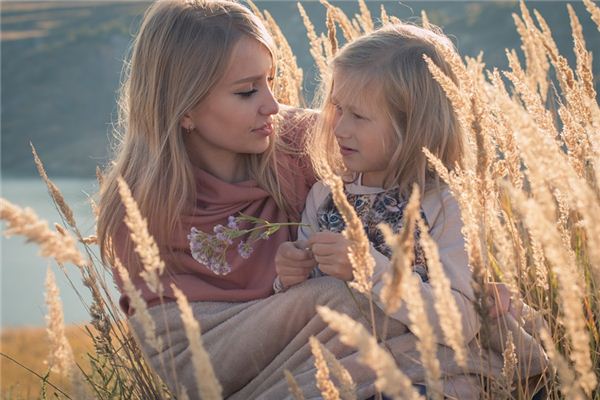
1, 1, 599, 399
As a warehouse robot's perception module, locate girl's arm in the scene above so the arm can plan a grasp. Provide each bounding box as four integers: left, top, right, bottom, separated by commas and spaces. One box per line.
371, 187, 480, 346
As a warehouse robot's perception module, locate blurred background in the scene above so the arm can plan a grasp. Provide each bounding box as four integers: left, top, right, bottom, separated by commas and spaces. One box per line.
1, 0, 599, 328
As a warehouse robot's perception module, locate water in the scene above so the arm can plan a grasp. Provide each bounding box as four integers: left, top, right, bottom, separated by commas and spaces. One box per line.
1, 177, 119, 327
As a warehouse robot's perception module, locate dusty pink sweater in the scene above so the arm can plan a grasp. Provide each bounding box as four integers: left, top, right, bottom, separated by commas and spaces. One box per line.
115, 111, 315, 315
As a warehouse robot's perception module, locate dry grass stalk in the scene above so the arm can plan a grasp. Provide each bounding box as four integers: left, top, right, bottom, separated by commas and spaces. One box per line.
423, 55, 469, 128
491, 331, 517, 397
416, 216, 468, 369
558, 106, 589, 176
486, 209, 518, 291
378, 184, 419, 314
262, 10, 304, 106
512, 11, 548, 99
421, 10, 431, 30
532, 9, 559, 61
1, 198, 87, 266
171, 284, 223, 400
380, 5, 389, 25
114, 258, 162, 353
569, 4, 597, 102
309, 337, 341, 400
31, 143, 77, 229
401, 269, 443, 400
82, 269, 112, 358
45, 268, 90, 399
507, 186, 597, 394
582, 0, 600, 31
81, 235, 98, 245
487, 70, 524, 189
319, 343, 357, 400
317, 306, 425, 400
323, 172, 374, 295
540, 329, 588, 400
117, 176, 165, 295
284, 370, 305, 400
356, 0, 373, 33
298, 2, 328, 79
319, 0, 359, 42
326, 8, 338, 57
504, 50, 556, 138
529, 233, 549, 292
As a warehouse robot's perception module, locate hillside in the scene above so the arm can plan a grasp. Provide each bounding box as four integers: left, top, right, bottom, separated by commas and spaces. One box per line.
2, 1, 599, 178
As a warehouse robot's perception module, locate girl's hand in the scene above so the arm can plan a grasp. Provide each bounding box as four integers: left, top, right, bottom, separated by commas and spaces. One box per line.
308, 231, 354, 281
487, 282, 512, 319
275, 240, 316, 289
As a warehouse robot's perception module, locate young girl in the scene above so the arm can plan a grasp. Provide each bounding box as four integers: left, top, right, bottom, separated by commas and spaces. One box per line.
277, 22, 478, 342
275, 23, 547, 398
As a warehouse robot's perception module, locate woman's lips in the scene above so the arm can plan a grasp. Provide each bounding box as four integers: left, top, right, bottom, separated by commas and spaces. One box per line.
339, 145, 357, 156
252, 122, 273, 137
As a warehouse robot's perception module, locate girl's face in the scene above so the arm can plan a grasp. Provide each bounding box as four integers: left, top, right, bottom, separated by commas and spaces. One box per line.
330, 69, 396, 187
182, 36, 279, 181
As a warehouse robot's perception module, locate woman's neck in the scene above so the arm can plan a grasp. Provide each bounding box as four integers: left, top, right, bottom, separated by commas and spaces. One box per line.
188, 150, 249, 183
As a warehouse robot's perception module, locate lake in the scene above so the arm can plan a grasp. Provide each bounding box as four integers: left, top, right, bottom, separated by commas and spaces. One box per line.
1, 177, 119, 327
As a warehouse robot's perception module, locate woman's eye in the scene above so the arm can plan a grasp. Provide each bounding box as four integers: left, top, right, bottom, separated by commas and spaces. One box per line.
352, 112, 364, 120
237, 89, 258, 98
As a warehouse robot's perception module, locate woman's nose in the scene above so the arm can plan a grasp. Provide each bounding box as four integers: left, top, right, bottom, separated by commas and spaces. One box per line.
260, 88, 279, 116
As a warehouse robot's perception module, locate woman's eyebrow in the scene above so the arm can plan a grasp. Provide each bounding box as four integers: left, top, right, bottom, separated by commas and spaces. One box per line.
232, 74, 263, 84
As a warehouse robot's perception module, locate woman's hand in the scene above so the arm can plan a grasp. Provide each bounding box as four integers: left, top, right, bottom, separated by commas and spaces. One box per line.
308, 231, 354, 281
275, 240, 316, 289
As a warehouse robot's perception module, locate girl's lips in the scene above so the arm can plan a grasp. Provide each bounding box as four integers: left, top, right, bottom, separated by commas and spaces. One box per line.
339, 145, 357, 156
252, 122, 273, 137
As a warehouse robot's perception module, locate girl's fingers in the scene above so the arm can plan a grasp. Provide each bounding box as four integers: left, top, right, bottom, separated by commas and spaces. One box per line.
308, 231, 343, 246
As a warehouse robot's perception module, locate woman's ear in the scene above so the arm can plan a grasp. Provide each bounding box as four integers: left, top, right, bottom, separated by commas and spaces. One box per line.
180, 114, 194, 131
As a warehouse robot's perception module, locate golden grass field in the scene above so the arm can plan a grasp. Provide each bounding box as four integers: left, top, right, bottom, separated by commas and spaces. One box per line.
1, 0, 600, 399
1, 325, 94, 399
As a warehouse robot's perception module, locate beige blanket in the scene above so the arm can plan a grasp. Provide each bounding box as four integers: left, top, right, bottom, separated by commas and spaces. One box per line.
130, 277, 546, 399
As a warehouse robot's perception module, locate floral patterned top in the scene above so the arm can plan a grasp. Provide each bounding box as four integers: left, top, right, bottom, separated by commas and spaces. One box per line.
315, 185, 430, 282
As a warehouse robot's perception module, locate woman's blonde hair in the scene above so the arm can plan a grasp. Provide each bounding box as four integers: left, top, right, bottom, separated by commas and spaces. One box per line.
309, 23, 464, 196
98, 0, 286, 273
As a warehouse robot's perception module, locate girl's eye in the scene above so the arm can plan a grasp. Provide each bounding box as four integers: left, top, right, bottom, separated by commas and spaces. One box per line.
236, 89, 258, 98
352, 112, 364, 120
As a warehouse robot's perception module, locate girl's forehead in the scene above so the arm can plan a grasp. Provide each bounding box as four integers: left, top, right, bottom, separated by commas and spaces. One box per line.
331, 68, 383, 110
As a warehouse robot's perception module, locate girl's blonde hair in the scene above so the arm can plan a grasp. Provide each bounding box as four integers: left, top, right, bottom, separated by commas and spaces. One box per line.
98, 0, 286, 274
309, 23, 464, 196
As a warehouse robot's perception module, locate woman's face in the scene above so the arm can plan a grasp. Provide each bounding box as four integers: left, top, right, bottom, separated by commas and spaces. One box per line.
182, 36, 279, 181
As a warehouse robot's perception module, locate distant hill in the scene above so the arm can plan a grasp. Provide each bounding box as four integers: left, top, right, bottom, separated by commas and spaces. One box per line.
2, 1, 599, 178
